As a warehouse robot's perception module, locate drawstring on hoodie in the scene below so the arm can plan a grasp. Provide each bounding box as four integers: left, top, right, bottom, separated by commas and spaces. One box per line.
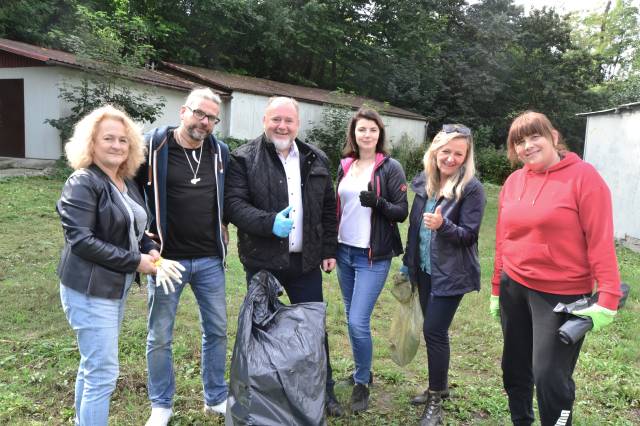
518, 168, 552, 206
531, 170, 550, 205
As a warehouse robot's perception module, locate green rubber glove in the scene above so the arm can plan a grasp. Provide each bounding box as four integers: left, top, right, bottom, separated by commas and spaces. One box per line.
489, 295, 500, 321
572, 304, 616, 331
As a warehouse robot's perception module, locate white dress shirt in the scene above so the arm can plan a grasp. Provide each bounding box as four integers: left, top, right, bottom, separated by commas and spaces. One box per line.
277, 141, 303, 252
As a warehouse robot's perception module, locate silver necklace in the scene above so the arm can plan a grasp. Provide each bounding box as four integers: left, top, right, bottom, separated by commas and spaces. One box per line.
180, 143, 203, 184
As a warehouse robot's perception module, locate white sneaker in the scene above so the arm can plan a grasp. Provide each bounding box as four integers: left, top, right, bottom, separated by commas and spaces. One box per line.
204, 398, 227, 415
145, 407, 173, 426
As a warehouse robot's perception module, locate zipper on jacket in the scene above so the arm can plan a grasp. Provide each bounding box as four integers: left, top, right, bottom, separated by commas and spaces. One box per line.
213, 150, 227, 269
151, 145, 165, 254
367, 156, 386, 262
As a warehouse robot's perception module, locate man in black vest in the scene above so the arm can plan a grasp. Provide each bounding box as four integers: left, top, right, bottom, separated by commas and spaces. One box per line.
225, 96, 343, 417
136, 88, 230, 426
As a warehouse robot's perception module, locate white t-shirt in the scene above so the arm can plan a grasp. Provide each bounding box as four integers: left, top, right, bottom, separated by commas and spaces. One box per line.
338, 162, 374, 248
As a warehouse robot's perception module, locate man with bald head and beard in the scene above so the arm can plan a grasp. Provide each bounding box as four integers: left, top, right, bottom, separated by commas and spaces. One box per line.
136, 88, 230, 426
225, 96, 343, 417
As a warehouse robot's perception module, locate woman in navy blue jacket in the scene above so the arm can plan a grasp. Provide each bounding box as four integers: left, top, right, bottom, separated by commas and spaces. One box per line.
402, 124, 486, 426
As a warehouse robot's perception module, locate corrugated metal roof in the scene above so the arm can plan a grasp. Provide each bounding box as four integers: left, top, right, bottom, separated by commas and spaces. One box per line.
576, 102, 640, 117
0, 38, 205, 93
0, 38, 427, 121
161, 61, 428, 121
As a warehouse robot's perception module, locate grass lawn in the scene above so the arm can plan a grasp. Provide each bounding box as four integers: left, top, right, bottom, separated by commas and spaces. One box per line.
0, 175, 638, 425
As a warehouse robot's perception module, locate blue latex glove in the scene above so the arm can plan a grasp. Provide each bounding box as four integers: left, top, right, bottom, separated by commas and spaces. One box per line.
489, 295, 500, 321
272, 206, 294, 238
399, 264, 409, 278
572, 303, 616, 331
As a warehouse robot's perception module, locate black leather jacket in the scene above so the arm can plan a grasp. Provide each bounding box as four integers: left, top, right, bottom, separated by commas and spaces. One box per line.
224, 135, 337, 273
57, 165, 158, 299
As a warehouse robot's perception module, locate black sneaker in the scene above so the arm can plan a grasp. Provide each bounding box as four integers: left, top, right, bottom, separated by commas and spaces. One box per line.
350, 383, 370, 414
345, 370, 374, 386
325, 388, 344, 417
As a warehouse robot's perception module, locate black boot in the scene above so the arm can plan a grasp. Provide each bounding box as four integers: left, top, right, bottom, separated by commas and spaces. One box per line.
410, 387, 450, 405
325, 387, 344, 417
350, 383, 370, 414
346, 370, 374, 386
419, 391, 443, 426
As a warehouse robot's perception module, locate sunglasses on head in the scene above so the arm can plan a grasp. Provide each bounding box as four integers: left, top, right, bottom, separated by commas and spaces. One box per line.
442, 124, 471, 136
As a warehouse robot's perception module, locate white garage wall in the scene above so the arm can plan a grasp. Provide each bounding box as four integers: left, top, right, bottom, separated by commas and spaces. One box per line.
0, 66, 196, 159
583, 110, 640, 240
1, 66, 425, 159
1, 67, 63, 159
227, 91, 426, 146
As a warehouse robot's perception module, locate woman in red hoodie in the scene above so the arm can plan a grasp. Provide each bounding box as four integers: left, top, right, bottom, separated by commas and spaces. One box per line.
490, 111, 621, 426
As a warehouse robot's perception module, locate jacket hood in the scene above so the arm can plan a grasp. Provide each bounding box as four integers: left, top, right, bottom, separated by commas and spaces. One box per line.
340, 152, 387, 176
518, 152, 581, 205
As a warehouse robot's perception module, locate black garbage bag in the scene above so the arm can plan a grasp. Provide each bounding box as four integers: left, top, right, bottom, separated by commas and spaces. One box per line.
227, 270, 327, 426
554, 284, 632, 345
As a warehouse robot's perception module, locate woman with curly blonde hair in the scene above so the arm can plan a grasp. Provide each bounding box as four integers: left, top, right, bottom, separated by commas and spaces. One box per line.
57, 105, 160, 425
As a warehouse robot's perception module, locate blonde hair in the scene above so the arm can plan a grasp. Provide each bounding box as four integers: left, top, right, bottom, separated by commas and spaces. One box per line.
424, 130, 476, 200
64, 105, 146, 179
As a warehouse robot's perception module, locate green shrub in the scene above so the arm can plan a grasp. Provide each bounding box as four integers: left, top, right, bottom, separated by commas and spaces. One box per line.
306, 104, 352, 178
48, 157, 74, 181
223, 137, 250, 152
391, 134, 426, 180
473, 124, 494, 149
476, 147, 515, 185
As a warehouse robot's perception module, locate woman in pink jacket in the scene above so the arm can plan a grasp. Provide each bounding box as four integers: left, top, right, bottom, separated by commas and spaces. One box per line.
490, 111, 621, 426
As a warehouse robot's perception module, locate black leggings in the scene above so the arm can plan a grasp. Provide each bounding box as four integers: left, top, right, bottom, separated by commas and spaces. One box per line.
417, 270, 463, 391
500, 273, 587, 426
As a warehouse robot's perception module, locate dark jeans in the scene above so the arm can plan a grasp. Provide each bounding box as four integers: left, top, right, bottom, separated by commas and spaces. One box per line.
245, 253, 335, 390
500, 273, 587, 426
417, 269, 463, 391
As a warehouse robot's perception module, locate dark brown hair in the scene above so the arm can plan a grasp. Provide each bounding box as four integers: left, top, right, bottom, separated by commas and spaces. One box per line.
506, 111, 561, 166
342, 108, 389, 157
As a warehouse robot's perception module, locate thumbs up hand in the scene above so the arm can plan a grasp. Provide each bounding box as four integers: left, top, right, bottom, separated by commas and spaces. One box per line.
423, 205, 443, 230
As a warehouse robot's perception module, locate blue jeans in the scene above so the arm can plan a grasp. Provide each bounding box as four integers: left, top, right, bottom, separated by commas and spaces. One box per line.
146, 256, 227, 408
336, 244, 391, 385
60, 282, 131, 426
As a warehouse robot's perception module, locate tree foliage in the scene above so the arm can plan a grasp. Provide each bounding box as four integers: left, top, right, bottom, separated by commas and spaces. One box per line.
1, 0, 639, 159
29, 0, 166, 142
305, 102, 352, 178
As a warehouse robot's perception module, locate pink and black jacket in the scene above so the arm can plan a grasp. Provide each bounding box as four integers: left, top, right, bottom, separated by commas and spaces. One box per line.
336, 153, 408, 261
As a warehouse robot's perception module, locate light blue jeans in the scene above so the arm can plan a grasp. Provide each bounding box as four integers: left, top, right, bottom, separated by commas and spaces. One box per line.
60, 282, 131, 426
146, 256, 227, 408
336, 244, 391, 385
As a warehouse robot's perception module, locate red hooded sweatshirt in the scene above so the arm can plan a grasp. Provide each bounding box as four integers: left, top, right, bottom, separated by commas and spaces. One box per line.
491, 152, 621, 310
